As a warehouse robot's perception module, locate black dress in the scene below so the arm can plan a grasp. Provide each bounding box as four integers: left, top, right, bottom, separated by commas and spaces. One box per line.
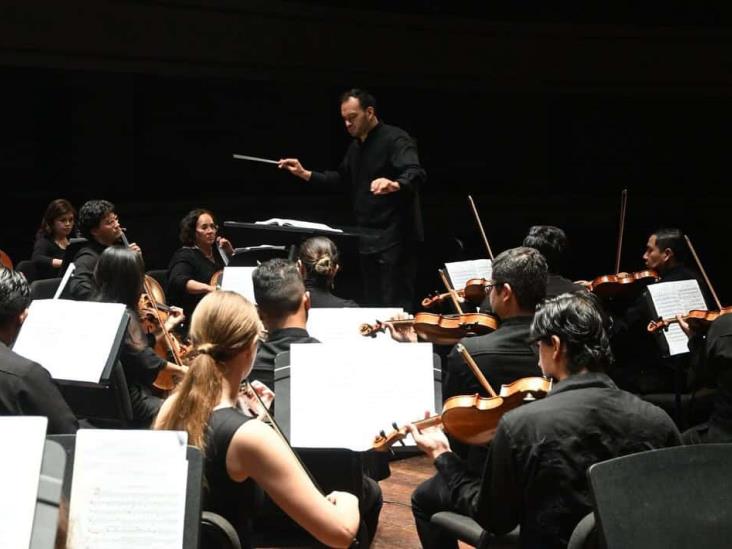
167, 247, 224, 321
305, 280, 359, 308
204, 407, 263, 548
31, 235, 66, 279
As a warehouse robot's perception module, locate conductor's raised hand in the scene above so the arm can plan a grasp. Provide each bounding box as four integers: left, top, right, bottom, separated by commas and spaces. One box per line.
278, 158, 312, 181
370, 177, 400, 195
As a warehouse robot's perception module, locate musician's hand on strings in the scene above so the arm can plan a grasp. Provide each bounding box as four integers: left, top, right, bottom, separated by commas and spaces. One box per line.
278, 158, 312, 181
407, 412, 451, 460
239, 381, 275, 419
385, 313, 418, 343
128, 242, 142, 254
164, 306, 185, 332
370, 177, 400, 195
676, 314, 694, 337
216, 236, 234, 256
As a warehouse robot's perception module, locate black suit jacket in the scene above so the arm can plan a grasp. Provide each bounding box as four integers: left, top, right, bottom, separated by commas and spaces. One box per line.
0, 342, 79, 434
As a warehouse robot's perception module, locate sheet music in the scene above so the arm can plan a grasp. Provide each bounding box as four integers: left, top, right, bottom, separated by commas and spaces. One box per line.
289, 343, 435, 450
220, 266, 257, 303
12, 299, 127, 382
647, 279, 707, 356
68, 430, 188, 549
0, 417, 47, 549
307, 308, 404, 344
254, 218, 343, 233
444, 259, 493, 290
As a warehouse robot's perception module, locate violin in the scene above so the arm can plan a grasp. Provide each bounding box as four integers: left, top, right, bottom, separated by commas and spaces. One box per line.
360, 312, 499, 345
372, 376, 552, 450
587, 270, 659, 299
647, 307, 732, 334
421, 278, 489, 309
421, 288, 466, 309
0, 249, 13, 270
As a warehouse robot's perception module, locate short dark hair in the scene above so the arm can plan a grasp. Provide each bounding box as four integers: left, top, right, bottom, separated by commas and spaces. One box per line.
38, 198, 76, 239
340, 88, 377, 111
492, 247, 548, 311
179, 208, 216, 246
93, 246, 145, 310
78, 200, 115, 240
253, 259, 305, 320
530, 292, 613, 374
0, 269, 31, 327
298, 236, 340, 288
653, 228, 687, 263
522, 225, 568, 274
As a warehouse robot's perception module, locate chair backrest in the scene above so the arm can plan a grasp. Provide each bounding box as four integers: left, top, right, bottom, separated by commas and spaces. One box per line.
30, 278, 63, 301
589, 444, 732, 549
16, 259, 39, 284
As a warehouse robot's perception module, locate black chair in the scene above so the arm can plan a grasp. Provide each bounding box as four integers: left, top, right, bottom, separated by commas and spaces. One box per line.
146, 269, 168, 289
200, 511, 242, 549
567, 512, 598, 549
589, 444, 732, 548
429, 513, 519, 548
30, 278, 63, 300
16, 259, 39, 284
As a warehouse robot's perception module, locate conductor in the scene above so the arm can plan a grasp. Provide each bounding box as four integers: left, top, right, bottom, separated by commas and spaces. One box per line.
279, 89, 426, 311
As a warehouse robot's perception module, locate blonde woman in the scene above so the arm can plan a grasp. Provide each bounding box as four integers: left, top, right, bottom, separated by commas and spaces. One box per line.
154, 291, 360, 548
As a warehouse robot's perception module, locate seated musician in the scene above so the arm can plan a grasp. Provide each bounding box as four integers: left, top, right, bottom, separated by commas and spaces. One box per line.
31, 198, 77, 280
154, 291, 361, 548
166, 208, 234, 324
93, 247, 185, 426
522, 225, 585, 297
0, 269, 79, 434
442, 247, 547, 401
66, 200, 141, 301
410, 292, 681, 549
298, 236, 359, 308
251, 258, 318, 388
610, 227, 709, 394
251, 257, 383, 543
677, 313, 732, 444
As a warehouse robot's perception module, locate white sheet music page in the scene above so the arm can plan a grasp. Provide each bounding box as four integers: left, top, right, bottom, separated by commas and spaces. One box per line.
0, 417, 47, 549
67, 430, 188, 549
254, 218, 343, 233
289, 342, 435, 450
647, 279, 707, 355
307, 308, 404, 344
12, 299, 126, 383
220, 266, 257, 303
444, 259, 492, 290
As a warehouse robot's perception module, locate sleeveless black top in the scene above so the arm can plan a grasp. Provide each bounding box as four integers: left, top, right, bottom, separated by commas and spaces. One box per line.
204, 407, 263, 548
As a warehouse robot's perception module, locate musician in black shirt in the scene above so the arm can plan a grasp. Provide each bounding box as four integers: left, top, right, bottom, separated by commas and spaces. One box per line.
297, 236, 359, 308
31, 198, 76, 280
279, 89, 426, 311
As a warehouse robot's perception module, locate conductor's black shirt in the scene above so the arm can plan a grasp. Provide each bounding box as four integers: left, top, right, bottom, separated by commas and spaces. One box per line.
309, 122, 426, 254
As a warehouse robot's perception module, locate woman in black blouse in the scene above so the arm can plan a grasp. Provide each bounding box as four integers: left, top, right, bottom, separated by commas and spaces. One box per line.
94, 246, 186, 425
31, 198, 76, 279
167, 208, 234, 323
297, 236, 359, 308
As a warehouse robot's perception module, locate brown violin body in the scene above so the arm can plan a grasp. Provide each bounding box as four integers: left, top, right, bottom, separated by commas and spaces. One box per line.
372, 376, 552, 450
587, 270, 659, 299
0, 249, 13, 270
647, 306, 732, 334
360, 312, 499, 345
463, 278, 491, 304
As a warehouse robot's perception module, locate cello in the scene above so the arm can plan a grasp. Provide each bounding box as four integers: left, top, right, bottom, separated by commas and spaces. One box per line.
0, 249, 13, 270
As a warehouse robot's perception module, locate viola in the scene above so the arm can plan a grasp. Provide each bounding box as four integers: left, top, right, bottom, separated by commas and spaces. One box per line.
0, 249, 13, 270
372, 376, 552, 450
586, 270, 659, 299
647, 307, 732, 334
359, 312, 499, 345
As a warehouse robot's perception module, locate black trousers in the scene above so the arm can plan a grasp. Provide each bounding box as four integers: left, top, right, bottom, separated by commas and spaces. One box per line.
360, 242, 418, 311
411, 473, 460, 549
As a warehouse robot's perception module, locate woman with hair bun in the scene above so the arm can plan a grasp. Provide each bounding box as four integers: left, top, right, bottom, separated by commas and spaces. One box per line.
297, 236, 359, 308
154, 291, 360, 548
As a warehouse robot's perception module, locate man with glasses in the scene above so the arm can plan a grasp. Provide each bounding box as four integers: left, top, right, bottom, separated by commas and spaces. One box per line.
66, 200, 141, 301
410, 292, 680, 548
442, 247, 548, 401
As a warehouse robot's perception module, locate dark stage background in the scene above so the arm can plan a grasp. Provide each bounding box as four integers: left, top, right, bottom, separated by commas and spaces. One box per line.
2, 1, 731, 305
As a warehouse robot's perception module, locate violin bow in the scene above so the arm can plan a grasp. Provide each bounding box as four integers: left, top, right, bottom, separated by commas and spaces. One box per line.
456, 343, 498, 398
684, 235, 723, 310
241, 380, 325, 494
468, 195, 495, 261
614, 189, 628, 274
438, 269, 464, 314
